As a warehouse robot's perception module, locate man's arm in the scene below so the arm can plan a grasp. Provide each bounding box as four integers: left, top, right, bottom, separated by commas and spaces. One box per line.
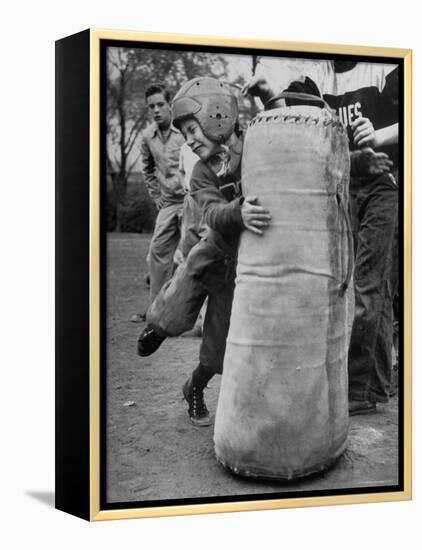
241, 75, 275, 107
243, 74, 325, 110
140, 135, 162, 208
351, 119, 398, 149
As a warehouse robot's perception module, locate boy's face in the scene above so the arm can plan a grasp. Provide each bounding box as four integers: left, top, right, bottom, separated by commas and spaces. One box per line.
179, 118, 221, 161
147, 92, 172, 129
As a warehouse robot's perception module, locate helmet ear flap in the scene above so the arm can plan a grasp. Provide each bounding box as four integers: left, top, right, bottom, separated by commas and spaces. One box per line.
171, 96, 202, 131
201, 94, 238, 142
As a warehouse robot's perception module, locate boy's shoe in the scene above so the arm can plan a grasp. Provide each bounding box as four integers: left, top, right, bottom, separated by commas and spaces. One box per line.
137, 326, 166, 356
389, 366, 399, 397
349, 399, 377, 416
182, 377, 212, 427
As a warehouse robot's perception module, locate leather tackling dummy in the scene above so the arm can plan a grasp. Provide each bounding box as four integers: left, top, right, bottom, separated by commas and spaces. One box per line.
214, 94, 352, 479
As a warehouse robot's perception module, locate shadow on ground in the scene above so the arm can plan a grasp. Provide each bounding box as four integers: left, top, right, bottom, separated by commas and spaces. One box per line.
26, 491, 55, 508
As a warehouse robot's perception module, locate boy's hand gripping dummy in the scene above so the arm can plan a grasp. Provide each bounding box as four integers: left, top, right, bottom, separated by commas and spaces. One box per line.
214, 91, 353, 479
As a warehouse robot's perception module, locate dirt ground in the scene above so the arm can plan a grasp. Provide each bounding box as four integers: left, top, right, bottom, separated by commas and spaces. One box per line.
106, 233, 399, 504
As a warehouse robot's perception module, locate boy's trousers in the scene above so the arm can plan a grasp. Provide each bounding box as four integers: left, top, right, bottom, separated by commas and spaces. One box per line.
147, 202, 183, 301
347, 172, 398, 402
148, 237, 235, 374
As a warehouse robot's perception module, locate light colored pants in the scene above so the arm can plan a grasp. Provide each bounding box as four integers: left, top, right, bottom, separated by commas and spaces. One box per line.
147, 202, 183, 301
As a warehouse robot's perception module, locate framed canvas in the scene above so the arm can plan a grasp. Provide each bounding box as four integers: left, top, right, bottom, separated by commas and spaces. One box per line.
55, 28, 412, 521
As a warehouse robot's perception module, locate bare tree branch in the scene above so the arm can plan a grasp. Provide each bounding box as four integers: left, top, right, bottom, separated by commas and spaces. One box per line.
106, 46, 246, 231
125, 117, 144, 155
127, 150, 143, 175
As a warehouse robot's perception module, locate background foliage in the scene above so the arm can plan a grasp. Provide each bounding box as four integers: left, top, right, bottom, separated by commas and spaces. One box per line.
106, 46, 257, 232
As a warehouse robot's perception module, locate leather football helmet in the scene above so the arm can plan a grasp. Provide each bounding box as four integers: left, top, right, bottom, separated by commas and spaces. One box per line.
172, 77, 238, 142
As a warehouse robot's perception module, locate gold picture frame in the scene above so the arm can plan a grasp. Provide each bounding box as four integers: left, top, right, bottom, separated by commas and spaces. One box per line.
55, 28, 412, 521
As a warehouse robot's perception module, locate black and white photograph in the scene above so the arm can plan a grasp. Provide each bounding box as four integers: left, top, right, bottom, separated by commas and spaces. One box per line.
4, 0, 421, 542
102, 37, 405, 511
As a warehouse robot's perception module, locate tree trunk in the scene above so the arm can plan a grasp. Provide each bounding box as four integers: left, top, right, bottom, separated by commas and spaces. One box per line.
115, 201, 122, 233
114, 172, 127, 233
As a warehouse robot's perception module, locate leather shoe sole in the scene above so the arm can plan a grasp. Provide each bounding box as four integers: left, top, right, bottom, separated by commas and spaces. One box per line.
349, 399, 377, 416
137, 327, 165, 357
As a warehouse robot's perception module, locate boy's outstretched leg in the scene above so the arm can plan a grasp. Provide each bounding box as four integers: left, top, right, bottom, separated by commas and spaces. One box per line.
136, 240, 214, 357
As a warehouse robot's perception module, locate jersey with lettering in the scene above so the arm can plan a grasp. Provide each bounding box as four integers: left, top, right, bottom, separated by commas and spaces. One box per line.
310, 61, 399, 164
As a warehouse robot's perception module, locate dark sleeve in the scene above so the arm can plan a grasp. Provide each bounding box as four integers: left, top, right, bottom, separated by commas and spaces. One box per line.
140, 134, 161, 203
190, 162, 245, 235
378, 66, 399, 128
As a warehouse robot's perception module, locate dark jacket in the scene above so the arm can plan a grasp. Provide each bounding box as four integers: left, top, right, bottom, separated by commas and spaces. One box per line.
190, 158, 244, 258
